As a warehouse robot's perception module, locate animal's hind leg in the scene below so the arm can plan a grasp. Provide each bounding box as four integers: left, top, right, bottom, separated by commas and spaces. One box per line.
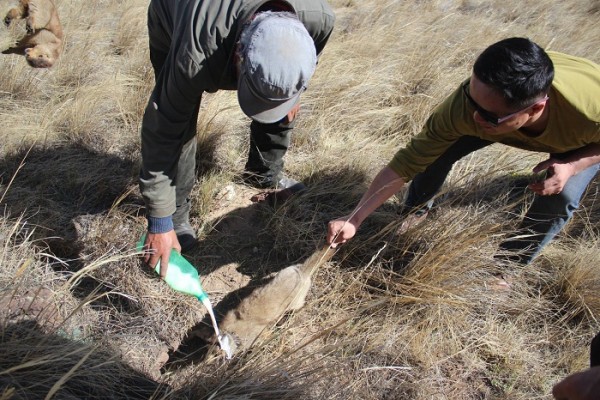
25, 0, 54, 33
4, 1, 27, 26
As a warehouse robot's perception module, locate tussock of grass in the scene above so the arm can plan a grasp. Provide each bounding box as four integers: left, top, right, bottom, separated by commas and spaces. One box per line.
0, 320, 168, 399
0, 0, 599, 398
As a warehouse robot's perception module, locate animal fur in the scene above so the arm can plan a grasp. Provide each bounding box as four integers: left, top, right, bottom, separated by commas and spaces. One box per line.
196, 246, 336, 351
3, 0, 63, 68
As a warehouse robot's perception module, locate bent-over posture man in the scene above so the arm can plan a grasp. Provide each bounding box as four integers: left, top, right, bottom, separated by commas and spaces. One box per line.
141, 0, 335, 275
328, 37, 600, 265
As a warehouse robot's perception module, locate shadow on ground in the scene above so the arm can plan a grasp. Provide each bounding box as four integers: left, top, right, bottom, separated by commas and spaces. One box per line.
0, 320, 169, 399
0, 142, 141, 259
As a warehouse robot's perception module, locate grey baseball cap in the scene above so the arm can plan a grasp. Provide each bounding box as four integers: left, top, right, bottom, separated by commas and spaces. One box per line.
237, 12, 317, 124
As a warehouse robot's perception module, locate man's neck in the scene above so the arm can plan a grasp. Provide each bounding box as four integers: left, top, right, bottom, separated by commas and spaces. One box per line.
256, 1, 293, 13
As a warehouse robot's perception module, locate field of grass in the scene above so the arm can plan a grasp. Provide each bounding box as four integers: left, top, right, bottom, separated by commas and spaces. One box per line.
1, 0, 599, 398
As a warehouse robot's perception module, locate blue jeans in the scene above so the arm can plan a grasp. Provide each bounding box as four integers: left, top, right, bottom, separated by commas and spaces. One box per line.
405, 136, 600, 264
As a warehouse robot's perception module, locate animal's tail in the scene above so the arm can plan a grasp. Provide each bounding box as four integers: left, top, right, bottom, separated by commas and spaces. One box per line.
298, 245, 336, 277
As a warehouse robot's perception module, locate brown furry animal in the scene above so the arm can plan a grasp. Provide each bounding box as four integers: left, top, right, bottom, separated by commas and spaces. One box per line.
196, 246, 336, 352
3, 0, 63, 67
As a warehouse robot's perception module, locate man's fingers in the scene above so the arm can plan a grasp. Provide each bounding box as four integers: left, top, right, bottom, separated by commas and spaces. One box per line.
141, 242, 152, 264
328, 227, 345, 244
529, 178, 563, 196
145, 252, 169, 278
528, 183, 547, 195
159, 256, 168, 278
326, 222, 339, 244
147, 254, 159, 270
328, 238, 347, 249
285, 103, 300, 123
326, 226, 336, 241
327, 234, 339, 245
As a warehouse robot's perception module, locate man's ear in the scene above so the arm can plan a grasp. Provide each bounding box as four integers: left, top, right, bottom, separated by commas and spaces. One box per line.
233, 43, 241, 76
528, 98, 548, 116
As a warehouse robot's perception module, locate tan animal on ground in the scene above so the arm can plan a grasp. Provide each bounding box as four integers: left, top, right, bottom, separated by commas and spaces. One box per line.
196, 246, 336, 352
3, 0, 63, 67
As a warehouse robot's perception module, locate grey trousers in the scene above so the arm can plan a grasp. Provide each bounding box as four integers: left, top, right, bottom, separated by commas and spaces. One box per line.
175, 119, 294, 214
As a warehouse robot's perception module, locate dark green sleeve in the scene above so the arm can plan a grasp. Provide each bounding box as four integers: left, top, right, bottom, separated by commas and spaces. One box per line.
303, 11, 335, 56
140, 51, 207, 218
294, 0, 336, 56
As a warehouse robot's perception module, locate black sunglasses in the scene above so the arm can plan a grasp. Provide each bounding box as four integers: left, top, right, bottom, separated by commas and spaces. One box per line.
461, 80, 548, 127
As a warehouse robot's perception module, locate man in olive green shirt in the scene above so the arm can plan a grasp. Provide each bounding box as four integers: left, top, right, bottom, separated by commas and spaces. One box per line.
328, 37, 600, 265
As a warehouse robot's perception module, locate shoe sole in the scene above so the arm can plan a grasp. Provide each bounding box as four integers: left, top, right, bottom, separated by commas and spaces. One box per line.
396, 211, 428, 235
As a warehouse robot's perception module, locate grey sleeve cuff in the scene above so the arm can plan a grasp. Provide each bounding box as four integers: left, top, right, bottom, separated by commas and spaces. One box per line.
147, 215, 174, 233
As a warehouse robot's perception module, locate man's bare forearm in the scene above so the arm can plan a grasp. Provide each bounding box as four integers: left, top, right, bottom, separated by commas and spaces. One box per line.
347, 166, 407, 227
564, 143, 600, 174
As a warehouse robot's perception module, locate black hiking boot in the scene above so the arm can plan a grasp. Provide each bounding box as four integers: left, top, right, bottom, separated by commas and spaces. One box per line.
173, 200, 198, 253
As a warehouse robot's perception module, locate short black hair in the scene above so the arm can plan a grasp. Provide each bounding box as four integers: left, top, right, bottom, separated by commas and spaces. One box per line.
473, 37, 554, 109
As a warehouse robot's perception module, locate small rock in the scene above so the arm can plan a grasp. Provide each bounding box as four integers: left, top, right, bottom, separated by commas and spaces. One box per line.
217, 185, 236, 201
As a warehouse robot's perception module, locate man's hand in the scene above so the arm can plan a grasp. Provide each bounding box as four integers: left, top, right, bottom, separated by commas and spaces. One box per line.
326, 166, 407, 248
528, 158, 576, 196
327, 216, 358, 248
284, 103, 300, 123
143, 230, 181, 278
553, 366, 600, 400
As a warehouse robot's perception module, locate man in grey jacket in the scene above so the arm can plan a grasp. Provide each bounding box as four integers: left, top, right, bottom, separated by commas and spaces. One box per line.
140, 0, 335, 276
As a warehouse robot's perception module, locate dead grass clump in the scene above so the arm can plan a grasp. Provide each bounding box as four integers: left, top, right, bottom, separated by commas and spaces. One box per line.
0, 142, 139, 257
544, 240, 600, 325
52, 81, 136, 147
111, 3, 148, 57
173, 348, 329, 399
0, 320, 168, 399
0, 60, 52, 100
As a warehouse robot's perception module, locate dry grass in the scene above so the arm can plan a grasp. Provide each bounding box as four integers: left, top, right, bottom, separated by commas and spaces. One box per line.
0, 0, 599, 398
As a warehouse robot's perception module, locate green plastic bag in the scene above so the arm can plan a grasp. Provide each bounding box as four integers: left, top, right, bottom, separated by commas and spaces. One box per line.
137, 235, 232, 359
